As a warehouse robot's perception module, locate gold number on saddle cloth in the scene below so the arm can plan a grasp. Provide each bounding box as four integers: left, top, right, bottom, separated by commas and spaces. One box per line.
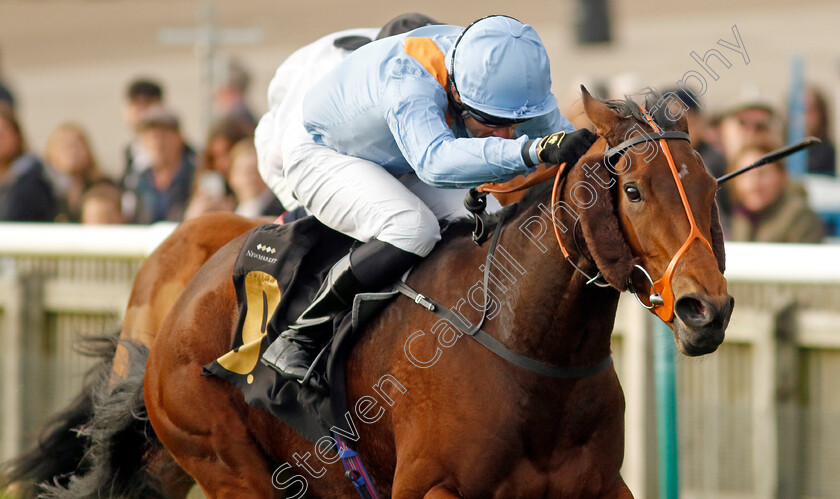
216, 271, 282, 380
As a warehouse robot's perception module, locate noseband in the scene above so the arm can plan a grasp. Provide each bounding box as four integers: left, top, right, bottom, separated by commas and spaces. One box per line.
549, 110, 715, 322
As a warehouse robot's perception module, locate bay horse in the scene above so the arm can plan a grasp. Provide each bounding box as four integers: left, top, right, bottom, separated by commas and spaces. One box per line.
141, 89, 731, 497
6, 88, 732, 498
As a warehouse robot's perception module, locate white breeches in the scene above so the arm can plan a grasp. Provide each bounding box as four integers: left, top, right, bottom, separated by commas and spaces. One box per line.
255, 109, 303, 212
280, 118, 500, 257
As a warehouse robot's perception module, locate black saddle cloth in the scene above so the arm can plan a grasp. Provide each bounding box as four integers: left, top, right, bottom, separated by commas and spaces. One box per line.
203, 216, 393, 441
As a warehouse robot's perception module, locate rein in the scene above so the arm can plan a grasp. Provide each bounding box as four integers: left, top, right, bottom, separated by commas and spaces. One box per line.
548, 158, 610, 287
482, 114, 711, 322
397, 113, 714, 376
546, 113, 711, 321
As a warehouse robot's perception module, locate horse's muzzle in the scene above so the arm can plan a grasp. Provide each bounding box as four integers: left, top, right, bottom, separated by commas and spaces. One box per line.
673, 294, 734, 356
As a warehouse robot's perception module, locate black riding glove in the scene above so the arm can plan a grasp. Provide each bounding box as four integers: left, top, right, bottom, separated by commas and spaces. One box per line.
534, 129, 598, 166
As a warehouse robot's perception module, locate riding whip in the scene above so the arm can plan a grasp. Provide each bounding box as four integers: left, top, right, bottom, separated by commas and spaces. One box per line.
716, 136, 821, 185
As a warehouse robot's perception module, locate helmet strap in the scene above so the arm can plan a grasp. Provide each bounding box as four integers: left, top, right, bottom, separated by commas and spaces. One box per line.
446, 87, 468, 128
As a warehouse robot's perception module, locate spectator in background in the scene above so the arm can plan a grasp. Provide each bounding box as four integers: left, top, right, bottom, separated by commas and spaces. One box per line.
719, 100, 781, 162
728, 141, 823, 243
44, 123, 105, 222
121, 78, 164, 193
0, 83, 14, 115
0, 45, 15, 114
0, 107, 56, 221
664, 88, 727, 178
80, 180, 125, 224
664, 88, 732, 225
698, 112, 726, 161
201, 116, 254, 184
125, 106, 196, 224
228, 139, 282, 218
804, 85, 836, 177
183, 116, 252, 219
182, 168, 235, 220
214, 57, 257, 128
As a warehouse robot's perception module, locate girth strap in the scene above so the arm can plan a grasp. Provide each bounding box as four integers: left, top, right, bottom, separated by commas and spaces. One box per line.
395, 207, 612, 379
394, 281, 613, 379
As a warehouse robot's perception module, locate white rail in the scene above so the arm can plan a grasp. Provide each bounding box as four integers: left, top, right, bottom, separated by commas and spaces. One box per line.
0, 223, 838, 274
0, 222, 178, 258
0, 225, 839, 497
725, 242, 840, 283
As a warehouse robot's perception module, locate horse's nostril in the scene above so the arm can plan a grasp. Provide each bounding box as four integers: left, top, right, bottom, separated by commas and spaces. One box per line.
689, 299, 706, 317
675, 296, 712, 327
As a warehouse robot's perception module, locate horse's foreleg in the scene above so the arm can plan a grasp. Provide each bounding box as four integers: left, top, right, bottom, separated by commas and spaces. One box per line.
146, 373, 279, 498
601, 476, 634, 499
145, 339, 278, 498
423, 486, 462, 498
390, 457, 450, 499
177, 430, 277, 499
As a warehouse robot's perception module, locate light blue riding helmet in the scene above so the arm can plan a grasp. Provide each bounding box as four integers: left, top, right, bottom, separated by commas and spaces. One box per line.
445, 16, 558, 120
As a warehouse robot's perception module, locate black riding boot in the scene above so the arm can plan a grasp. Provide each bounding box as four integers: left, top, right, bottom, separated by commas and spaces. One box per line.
261, 239, 420, 381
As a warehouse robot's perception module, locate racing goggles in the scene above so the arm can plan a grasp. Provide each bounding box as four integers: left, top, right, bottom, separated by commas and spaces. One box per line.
460, 104, 529, 128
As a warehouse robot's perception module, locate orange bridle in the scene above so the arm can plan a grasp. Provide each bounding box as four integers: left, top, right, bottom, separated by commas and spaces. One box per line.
477, 112, 715, 321
637, 109, 714, 321
548, 110, 714, 322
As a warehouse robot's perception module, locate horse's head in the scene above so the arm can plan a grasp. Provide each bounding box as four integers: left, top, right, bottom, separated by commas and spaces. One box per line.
562, 87, 732, 356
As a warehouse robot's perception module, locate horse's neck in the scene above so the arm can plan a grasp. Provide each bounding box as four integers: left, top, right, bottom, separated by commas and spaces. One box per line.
491, 198, 620, 369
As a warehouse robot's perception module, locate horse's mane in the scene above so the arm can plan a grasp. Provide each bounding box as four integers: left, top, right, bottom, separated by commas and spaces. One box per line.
514, 91, 680, 208
516, 178, 553, 212
601, 90, 681, 132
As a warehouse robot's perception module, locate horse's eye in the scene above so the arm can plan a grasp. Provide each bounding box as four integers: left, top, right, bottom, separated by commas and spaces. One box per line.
624, 184, 642, 202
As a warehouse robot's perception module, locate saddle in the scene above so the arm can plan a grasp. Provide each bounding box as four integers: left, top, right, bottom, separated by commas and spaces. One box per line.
203, 216, 396, 442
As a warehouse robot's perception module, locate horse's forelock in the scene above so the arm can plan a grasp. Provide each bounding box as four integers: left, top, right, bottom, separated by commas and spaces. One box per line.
600, 91, 687, 140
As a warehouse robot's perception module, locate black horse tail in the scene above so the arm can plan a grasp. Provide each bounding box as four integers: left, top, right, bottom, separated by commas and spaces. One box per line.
1, 335, 116, 496
2, 334, 181, 498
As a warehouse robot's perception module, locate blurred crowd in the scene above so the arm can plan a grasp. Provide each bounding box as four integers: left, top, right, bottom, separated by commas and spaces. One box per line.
671, 84, 833, 243
0, 56, 282, 228
0, 41, 836, 244
566, 79, 836, 243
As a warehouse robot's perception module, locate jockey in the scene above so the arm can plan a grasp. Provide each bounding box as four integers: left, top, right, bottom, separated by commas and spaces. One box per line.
260, 15, 597, 381
255, 13, 440, 215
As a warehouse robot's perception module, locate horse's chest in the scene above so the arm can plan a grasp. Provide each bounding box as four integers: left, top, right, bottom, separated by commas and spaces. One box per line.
478, 382, 625, 497
488, 450, 615, 498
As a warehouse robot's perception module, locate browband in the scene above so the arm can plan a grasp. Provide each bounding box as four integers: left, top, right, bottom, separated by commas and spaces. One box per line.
604, 131, 690, 159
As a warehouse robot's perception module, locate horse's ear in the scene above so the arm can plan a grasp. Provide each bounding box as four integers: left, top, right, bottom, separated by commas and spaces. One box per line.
662, 92, 691, 134
674, 107, 690, 134
568, 155, 640, 290
581, 85, 620, 136
710, 200, 726, 273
